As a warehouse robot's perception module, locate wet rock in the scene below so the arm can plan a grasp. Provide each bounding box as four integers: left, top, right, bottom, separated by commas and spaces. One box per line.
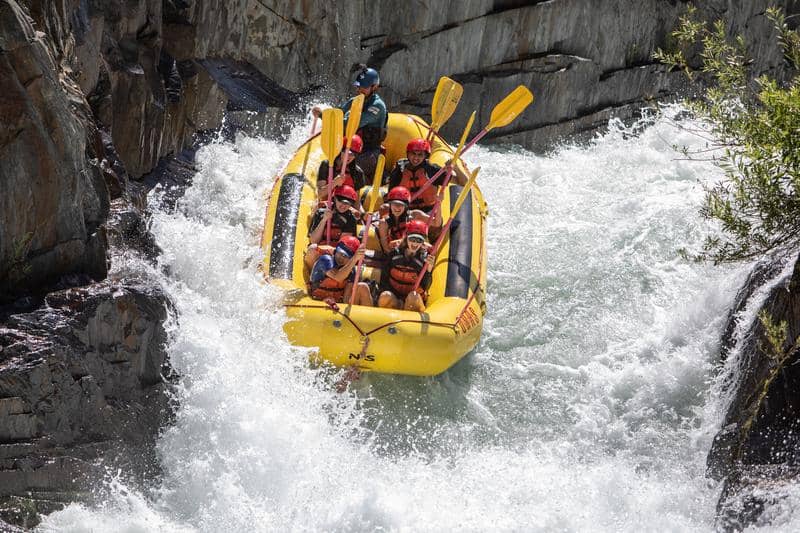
0, 280, 174, 528
708, 253, 800, 529
0, 0, 109, 298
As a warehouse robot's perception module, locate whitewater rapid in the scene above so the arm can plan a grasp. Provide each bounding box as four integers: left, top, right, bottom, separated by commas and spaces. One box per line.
38, 109, 789, 531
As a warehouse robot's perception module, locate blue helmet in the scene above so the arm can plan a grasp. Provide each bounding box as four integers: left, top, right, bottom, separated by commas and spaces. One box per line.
310, 254, 336, 283
353, 67, 380, 88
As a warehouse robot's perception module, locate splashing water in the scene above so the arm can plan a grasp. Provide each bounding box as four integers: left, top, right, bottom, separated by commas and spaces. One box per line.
39, 108, 790, 532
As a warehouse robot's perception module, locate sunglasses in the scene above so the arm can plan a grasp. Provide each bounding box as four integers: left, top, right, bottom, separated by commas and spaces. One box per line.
389, 200, 407, 207
407, 236, 425, 244
334, 196, 353, 206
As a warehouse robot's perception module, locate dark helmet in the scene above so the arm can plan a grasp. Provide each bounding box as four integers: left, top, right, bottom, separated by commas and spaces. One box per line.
406, 138, 431, 155
343, 134, 363, 153
405, 220, 429, 241
386, 186, 411, 205
333, 185, 358, 205
310, 254, 336, 283
335, 235, 361, 258
353, 67, 380, 88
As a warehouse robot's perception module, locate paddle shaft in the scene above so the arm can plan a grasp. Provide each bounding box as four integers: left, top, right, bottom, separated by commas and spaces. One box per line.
325, 164, 334, 242
410, 127, 487, 203
349, 213, 373, 305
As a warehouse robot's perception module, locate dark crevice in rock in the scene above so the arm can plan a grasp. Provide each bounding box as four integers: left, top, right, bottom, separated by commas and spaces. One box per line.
599, 60, 666, 81
365, 42, 407, 70
198, 58, 303, 112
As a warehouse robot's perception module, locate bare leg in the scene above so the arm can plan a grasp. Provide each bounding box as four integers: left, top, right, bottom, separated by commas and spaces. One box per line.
404, 291, 426, 312
378, 290, 402, 309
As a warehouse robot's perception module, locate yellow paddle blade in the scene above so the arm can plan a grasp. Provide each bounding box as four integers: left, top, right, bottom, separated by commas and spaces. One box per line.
452, 111, 476, 164
344, 94, 365, 146
487, 85, 534, 131
320, 108, 343, 162
367, 154, 386, 212
450, 167, 480, 219
430, 77, 463, 132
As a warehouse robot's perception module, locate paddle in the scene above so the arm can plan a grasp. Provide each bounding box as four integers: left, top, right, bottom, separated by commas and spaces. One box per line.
411, 110, 475, 203
426, 77, 463, 142
411, 167, 480, 294
411, 85, 533, 202
338, 94, 365, 182
349, 213, 373, 305
366, 154, 386, 213
320, 108, 343, 243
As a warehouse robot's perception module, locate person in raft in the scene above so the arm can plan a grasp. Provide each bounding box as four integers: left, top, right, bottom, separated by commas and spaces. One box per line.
316, 135, 366, 206
387, 137, 468, 212
309, 235, 372, 305
377, 186, 440, 254
305, 185, 360, 268
378, 220, 435, 312
311, 65, 387, 181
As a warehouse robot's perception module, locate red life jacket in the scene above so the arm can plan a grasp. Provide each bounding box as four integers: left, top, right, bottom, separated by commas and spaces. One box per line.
387, 247, 429, 299
386, 212, 409, 241
311, 275, 348, 302
396, 160, 439, 211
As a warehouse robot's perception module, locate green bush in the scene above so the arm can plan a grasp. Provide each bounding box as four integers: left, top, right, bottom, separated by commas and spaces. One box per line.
654, 6, 800, 263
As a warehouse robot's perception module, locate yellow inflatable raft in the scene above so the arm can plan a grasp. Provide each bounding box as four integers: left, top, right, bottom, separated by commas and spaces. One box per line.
261, 113, 487, 376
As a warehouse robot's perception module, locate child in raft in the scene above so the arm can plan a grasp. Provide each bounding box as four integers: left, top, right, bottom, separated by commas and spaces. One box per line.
377, 186, 441, 254
316, 135, 366, 210
309, 235, 372, 305
305, 185, 360, 268
378, 220, 435, 312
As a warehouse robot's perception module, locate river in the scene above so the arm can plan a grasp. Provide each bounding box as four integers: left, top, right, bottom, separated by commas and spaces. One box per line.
39, 108, 790, 531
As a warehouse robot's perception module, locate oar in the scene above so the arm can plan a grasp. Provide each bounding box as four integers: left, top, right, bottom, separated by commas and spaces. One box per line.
411, 85, 533, 202
426, 77, 463, 142
411, 167, 480, 293
366, 154, 386, 213
349, 213, 373, 305
411, 110, 475, 203
338, 94, 365, 180
321, 108, 343, 243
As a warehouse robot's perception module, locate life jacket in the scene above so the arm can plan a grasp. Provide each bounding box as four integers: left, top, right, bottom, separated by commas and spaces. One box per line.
311, 209, 357, 246
310, 275, 348, 302
320, 159, 360, 191
396, 159, 439, 211
386, 247, 430, 299
386, 212, 409, 242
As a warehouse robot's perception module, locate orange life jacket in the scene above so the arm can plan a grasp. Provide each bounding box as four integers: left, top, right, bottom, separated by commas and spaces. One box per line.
386, 247, 429, 299
396, 160, 439, 211
311, 275, 348, 302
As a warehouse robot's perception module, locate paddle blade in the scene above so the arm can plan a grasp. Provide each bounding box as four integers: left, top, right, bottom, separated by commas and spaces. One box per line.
320, 108, 343, 162
452, 111, 476, 163
430, 77, 463, 132
487, 85, 534, 131
367, 154, 386, 212
345, 94, 365, 143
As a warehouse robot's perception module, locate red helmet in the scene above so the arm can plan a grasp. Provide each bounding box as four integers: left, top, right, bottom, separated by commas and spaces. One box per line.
405, 220, 429, 240
333, 185, 358, 204
343, 134, 363, 153
406, 138, 431, 154
336, 235, 361, 256
386, 186, 411, 204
